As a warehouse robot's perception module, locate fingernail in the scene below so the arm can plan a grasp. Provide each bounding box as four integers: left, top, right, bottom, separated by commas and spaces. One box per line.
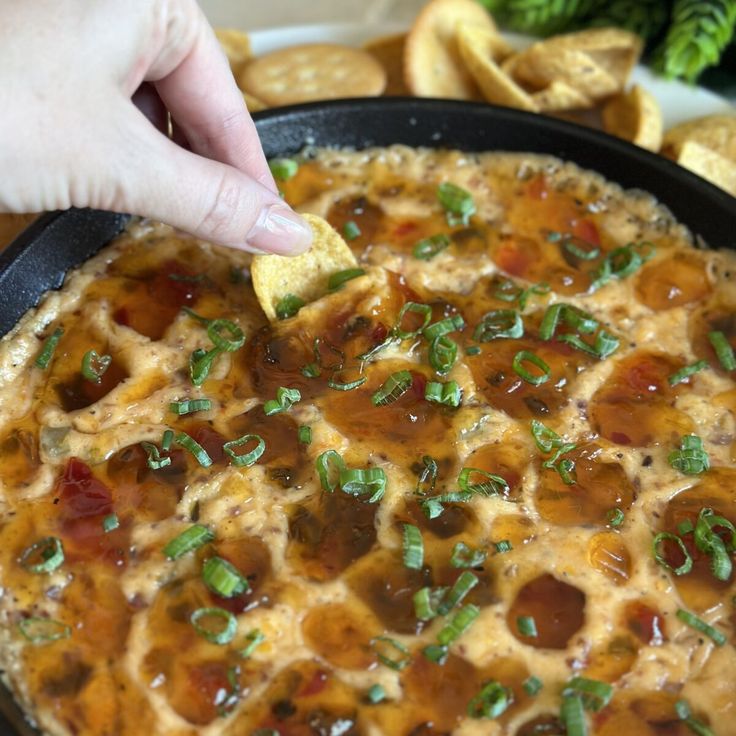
246, 203, 312, 255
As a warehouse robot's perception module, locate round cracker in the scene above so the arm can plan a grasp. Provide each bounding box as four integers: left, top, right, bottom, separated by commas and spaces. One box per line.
509, 46, 619, 101
363, 33, 411, 96
215, 28, 252, 76
251, 214, 359, 322
602, 85, 662, 152
661, 115, 736, 163
404, 0, 494, 100
239, 44, 386, 107
456, 24, 537, 112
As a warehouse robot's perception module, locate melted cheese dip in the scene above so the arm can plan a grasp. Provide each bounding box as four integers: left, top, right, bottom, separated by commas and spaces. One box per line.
0, 146, 735, 736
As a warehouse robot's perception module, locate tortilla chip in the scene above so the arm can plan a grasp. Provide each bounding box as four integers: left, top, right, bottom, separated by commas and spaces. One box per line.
251, 214, 359, 322
215, 28, 252, 76
456, 24, 538, 112
404, 0, 494, 100
532, 79, 592, 112
509, 46, 619, 101
242, 90, 268, 113
662, 115, 736, 163
672, 141, 736, 198
364, 33, 411, 96
602, 85, 662, 152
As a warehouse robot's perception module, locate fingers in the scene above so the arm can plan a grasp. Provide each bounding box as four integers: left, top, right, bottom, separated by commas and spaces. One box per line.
150, 6, 277, 194
106, 109, 311, 255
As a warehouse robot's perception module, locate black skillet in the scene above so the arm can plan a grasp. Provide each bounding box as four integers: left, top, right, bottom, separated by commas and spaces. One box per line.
0, 97, 735, 734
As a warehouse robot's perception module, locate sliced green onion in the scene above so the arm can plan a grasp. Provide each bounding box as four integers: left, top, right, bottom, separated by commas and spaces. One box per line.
558, 330, 620, 360
437, 571, 478, 615
190, 347, 222, 386
327, 372, 367, 391
563, 238, 600, 261
301, 362, 321, 378
358, 335, 397, 365
170, 398, 212, 415
207, 319, 245, 352
495, 279, 550, 311
371, 636, 410, 670
437, 604, 480, 646
263, 386, 301, 415
81, 349, 111, 383
420, 492, 472, 520
19, 617, 71, 644
223, 434, 265, 467
402, 523, 424, 570
512, 350, 551, 385
592, 242, 653, 290
328, 268, 366, 291
298, 425, 312, 445
343, 220, 361, 241
562, 677, 613, 713
394, 302, 432, 339
517, 615, 538, 638
669, 360, 709, 386
35, 327, 63, 369
182, 307, 212, 325
466, 345, 481, 356
190, 607, 237, 645
416, 455, 438, 496
425, 380, 462, 407
555, 457, 577, 485
523, 675, 543, 696
316, 450, 346, 491
313, 337, 344, 371
164, 524, 214, 559
413, 586, 447, 621
539, 303, 597, 341
19, 537, 64, 574
203, 556, 250, 598
176, 432, 213, 467
428, 335, 458, 375
495, 540, 513, 554
467, 680, 512, 719
372, 371, 413, 406
561, 694, 587, 736
366, 684, 386, 704
240, 628, 265, 658
340, 467, 387, 503
676, 609, 726, 646
141, 441, 171, 470
669, 435, 709, 475
708, 330, 736, 370
268, 157, 298, 181
457, 467, 509, 497
474, 309, 523, 342
530, 419, 565, 453
653, 532, 693, 576
694, 507, 736, 581
275, 293, 305, 320
607, 508, 625, 527
423, 643, 449, 664
413, 233, 451, 260
678, 519, 695, 536
450, 542, 487, 568
675, 699, 716, 736
437, 182, 476, 226
423, 314, 465, 341
103, 514, 119, 533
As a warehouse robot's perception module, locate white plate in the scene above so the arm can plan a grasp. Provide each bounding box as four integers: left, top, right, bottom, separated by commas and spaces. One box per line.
247, 22, 733, 129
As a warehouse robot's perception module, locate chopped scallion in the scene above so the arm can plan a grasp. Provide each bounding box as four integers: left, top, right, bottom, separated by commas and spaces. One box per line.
34, 327, 64, 369
669, 360, 709, 386
240, 628, 265, 658
275, 293, 305, 320
141, 441, 171, 470
81, 349, 111, 383
423, 314, 465, 341
340, 467, 387, 503
394, 302, 432, 339
169, 398, 212, 415
516, 615, 538, 638
190, 607, 237, 645
450, 542, 487, 568
669, 435, 709, 475
268, 157, 298, 181
425, 380, 462, 407
473, 309, 524, 342
163, 524, 214, 560
366, 684, 386, 704
467, 680, 512, 719
371, 636, 410, 670
437, 182, 476, 226
263, 386, 301, 415
457, 467, 509, 497
175, 432, 213, 467
207, 319, 245, 352
19, 537, 64, 574
328, 268, 366, 291
298, 425, 312, 445
415, 455, 438, 496
437, 571, 478, 615
523, 675, 543, 696
372, 371, 413, 406
413, 233, 451, 260
315, 450, 346, 491
676, 608, 727, 646
102, 514, 119, 533
19, 617, 71, 644
202, 556, 249, 598
437, 603, 480, 645
343, 220, 361, 241
512, 350, 551, 385
223, 434, 265, 467
708, 330, 736, 370
402, 524, 424, 570
653, 532, 693, 576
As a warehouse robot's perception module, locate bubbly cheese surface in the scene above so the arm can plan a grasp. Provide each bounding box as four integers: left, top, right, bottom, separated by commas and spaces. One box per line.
0, 146, 735, 736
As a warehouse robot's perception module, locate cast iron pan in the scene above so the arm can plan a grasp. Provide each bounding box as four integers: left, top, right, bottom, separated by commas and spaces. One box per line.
0, 97, 735, 734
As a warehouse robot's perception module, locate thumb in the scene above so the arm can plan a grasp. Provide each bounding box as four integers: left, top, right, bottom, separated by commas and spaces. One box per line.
106, 111, 312, 255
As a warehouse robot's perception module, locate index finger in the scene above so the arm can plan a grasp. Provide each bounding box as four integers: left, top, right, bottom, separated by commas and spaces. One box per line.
151, 10, 277, 193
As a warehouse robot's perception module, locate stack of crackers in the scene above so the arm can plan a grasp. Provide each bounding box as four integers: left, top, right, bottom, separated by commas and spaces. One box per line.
214, 0, 736, 198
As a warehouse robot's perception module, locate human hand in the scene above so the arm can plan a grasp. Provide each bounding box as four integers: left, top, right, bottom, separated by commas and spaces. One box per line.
0, 0, 312, 255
